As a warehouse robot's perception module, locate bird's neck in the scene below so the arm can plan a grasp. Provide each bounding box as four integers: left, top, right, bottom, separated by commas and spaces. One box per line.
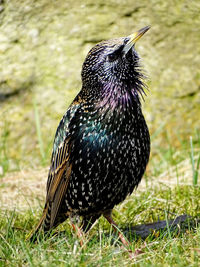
99, 81, 141, 112
77, 82, 146, 139
81, 80, 141, 113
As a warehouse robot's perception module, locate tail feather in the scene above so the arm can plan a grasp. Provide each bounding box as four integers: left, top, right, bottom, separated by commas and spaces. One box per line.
26, 203, 68, 242
26, 205, 49, 242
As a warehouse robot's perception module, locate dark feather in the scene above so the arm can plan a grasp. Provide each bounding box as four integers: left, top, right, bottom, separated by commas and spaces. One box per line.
28, 29, 151, 241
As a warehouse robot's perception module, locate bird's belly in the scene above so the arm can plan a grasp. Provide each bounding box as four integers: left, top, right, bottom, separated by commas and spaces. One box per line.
64, 133, 150, 216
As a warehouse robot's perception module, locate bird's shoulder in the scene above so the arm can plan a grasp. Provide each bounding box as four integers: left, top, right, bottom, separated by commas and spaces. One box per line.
53, 105, 77, 151
46, 96, 84, 192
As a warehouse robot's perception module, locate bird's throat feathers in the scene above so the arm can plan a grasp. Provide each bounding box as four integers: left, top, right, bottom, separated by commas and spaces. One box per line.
81, 79, 146, 113
79, 68, 147, 120
97, 81, 142, 111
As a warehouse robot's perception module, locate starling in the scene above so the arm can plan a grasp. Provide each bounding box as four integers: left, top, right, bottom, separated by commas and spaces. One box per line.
29, 26, 151, 246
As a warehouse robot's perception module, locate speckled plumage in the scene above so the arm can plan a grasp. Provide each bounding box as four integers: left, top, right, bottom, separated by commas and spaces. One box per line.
30, 26, 151, 239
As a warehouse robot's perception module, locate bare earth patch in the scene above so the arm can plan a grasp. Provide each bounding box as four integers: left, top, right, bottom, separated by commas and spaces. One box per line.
0, 167, 48, 213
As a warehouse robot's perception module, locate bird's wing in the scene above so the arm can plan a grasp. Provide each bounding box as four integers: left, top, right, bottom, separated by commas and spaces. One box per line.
45, 103, 81, 228
46, 137, 72, 228
28, 103, 80, 240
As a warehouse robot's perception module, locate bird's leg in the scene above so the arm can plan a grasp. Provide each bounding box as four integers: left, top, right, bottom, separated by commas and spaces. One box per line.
103, 211, 130, 248
103, 211, 143, 258
71, 222, 85, 247
70, 216, 86, 247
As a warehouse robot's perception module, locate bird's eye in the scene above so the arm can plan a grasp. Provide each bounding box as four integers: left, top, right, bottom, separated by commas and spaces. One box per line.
107, 52, 118, 62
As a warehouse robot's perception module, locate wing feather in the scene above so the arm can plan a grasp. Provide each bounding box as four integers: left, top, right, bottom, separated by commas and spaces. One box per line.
50, 163, 72, 227
28, 103, 81, 240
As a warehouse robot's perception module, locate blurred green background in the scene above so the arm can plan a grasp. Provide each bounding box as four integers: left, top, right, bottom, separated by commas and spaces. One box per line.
0, 0, 200, 173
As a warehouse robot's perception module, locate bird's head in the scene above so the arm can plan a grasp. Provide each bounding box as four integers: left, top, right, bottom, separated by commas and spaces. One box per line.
81, 26, 150, 104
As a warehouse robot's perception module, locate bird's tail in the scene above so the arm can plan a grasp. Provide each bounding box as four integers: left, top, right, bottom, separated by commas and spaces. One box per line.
26, 205, 49, 242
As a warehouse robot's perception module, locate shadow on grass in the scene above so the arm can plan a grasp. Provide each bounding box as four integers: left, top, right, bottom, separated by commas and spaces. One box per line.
122, 214, 200, 241
44, 214, 200, 245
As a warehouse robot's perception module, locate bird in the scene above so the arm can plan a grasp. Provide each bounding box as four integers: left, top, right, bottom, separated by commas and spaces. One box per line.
29, 26, 151, 248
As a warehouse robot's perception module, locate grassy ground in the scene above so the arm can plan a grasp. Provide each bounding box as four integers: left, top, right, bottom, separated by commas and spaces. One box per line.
0, 134, 200, 266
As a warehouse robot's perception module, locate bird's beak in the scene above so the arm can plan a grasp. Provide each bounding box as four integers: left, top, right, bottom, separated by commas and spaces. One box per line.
123, 25, 151, 55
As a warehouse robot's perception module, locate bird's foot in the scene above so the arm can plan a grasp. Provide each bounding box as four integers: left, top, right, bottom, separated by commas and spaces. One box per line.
118, 243, 144, 259
71, 222, 86, 247
103, 211, 145, 259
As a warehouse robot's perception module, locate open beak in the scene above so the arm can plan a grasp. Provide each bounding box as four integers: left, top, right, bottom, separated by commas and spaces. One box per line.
123, 25, 151, 55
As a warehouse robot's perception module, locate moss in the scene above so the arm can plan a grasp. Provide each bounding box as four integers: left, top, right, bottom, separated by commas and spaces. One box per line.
0, 0, 200, 168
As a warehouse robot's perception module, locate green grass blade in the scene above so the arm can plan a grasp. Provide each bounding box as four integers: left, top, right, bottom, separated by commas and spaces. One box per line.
33, 100, 45, 165
190, 136, 197, 186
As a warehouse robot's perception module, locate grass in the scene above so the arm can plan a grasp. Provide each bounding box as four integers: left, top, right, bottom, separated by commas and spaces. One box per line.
0, 185, 200, 266
0, 119, 10, 177
0, 134, 200, 266
190, 136, 200, 186
33, 100, 48, 166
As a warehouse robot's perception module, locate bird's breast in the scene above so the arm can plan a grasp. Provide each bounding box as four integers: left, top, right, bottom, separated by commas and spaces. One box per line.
65, 104, 150, 215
